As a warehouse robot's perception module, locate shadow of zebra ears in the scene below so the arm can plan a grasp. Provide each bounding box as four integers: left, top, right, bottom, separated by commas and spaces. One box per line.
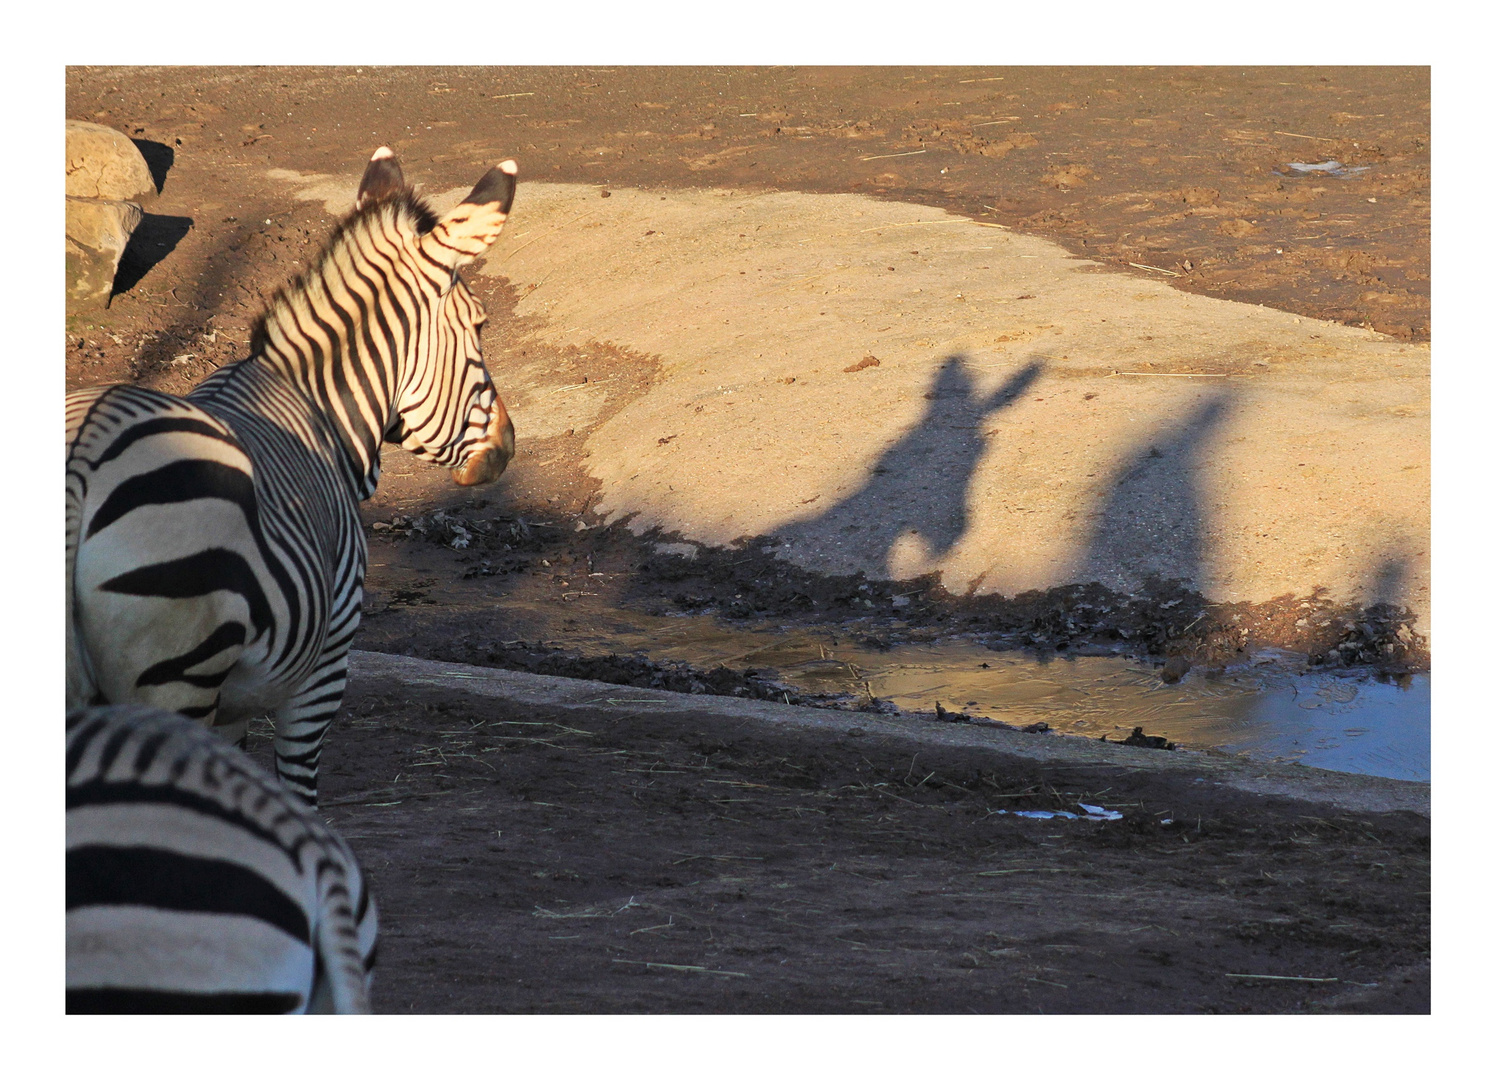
461, 159, 518, 214
355, 146, 406, 210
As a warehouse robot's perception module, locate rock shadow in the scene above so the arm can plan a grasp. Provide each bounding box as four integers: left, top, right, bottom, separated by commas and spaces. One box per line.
112, 213, 193, 297
1076, 390, 1234, 595
130, 138, 174, 195
773, 356, 1044, 578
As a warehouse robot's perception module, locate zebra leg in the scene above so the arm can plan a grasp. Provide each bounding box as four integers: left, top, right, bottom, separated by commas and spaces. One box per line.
272, 651, 351, 808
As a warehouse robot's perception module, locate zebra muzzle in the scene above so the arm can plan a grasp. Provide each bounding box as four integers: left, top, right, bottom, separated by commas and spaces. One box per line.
450, 398, 515, 486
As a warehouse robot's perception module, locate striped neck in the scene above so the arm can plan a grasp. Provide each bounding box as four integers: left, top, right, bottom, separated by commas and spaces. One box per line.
246, 195, 441, 500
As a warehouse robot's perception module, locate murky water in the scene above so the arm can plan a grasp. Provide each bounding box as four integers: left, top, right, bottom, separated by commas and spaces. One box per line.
507, 606, 1430, 784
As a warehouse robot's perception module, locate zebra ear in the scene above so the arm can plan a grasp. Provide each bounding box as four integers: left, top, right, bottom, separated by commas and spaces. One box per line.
461, 159, 518, 215
354, 147, 405, 210
427, 160, 518, 267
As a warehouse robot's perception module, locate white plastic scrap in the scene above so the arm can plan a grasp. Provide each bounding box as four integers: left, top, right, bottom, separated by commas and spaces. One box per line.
1284, 160, 1370, 178
995, 803, 1122, 822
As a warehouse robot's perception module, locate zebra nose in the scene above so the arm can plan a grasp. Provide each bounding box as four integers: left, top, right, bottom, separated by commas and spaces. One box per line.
450, 398, 515, 486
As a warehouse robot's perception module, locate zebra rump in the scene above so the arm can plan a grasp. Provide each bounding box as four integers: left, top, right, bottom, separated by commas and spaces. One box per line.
66, 704, 378, 1013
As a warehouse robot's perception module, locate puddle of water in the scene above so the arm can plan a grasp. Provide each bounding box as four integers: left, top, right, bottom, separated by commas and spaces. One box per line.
500, 605, 1430, 784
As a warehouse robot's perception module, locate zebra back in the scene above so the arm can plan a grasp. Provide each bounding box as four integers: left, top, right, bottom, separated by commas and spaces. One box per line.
66, 704, 377, 1013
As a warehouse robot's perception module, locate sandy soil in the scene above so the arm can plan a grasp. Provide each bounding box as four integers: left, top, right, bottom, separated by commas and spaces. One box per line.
64, 66, 1430, 1013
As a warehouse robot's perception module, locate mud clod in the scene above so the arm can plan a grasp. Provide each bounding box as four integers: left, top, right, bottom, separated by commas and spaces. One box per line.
1115, 727, 1177, 751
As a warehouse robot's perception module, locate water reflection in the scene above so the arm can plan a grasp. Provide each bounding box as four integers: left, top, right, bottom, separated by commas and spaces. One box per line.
1216, 671, 1429, 781
491, 601, 1430, 784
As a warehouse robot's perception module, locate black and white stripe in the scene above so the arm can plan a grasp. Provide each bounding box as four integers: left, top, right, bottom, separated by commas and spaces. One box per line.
66, 704, 378, 1013
66, 149, 518, 805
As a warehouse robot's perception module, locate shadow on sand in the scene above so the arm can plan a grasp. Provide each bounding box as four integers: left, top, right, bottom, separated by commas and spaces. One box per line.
1075, 390, 1235, 596
773, 356, 1044, 578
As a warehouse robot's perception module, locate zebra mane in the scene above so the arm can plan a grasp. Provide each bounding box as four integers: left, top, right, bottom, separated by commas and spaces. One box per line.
248, 189, 440, 358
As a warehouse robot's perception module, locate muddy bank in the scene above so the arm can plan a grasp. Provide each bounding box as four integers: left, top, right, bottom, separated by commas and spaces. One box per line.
361, 507, 1429, 677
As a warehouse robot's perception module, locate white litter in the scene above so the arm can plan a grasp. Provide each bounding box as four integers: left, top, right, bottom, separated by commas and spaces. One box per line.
1283, 160, 1370, 178
1078, 803, 1124, 821
996, 804, 1122, 822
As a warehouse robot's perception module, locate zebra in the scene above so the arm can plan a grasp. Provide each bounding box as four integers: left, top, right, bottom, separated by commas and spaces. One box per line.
67, 703, 378, 1013
67, 148, 517, 806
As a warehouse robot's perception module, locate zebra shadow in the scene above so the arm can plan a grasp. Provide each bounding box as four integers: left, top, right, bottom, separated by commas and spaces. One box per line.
772, 356, 1044, 579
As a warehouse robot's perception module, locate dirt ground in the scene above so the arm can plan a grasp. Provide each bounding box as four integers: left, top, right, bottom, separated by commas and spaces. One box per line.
64, 66, 1430, 1013
239, 660, 1428, 1014
66, 65, 1429, 345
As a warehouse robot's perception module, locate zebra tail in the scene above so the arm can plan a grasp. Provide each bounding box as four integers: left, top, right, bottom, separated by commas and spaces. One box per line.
307, 853, 377, 1014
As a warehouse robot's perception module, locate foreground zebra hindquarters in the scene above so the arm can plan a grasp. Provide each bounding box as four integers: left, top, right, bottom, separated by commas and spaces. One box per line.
67, 704, 378, 1013
66, 149, 518, 806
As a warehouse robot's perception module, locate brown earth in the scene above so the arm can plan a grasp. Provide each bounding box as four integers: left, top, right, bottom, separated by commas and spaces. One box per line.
241, 662, 1429, 1014
66, 65, 1429, 346
65, 66, 1430, 1013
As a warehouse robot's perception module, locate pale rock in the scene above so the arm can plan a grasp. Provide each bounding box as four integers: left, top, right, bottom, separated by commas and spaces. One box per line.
66, 196, 143, 309
66, 119, 155, 202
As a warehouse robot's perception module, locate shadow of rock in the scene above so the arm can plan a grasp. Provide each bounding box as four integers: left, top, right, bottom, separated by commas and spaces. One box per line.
130, 138, 174, 195
1076, 390, 1234, 595
774, 356, 1044, 577
112, 213, 193, 297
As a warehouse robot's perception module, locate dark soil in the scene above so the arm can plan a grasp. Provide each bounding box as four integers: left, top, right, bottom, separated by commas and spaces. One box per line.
247, 674, 1429, 1013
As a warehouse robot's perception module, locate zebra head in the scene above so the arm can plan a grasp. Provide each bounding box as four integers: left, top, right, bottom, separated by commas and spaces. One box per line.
357, 149, 519, 487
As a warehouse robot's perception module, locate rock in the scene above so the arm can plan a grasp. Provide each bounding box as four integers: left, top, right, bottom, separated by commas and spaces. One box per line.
1176, 186, 1220, 206
66, 120, 156, 202
66, 196, 142, 310
1119, 726, 1176, 751
1160, 655, 1192, 684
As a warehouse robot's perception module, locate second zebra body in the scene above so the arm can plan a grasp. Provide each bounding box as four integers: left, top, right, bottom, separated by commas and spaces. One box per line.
67, 703, 378, 1013
66, 149, 518, 805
